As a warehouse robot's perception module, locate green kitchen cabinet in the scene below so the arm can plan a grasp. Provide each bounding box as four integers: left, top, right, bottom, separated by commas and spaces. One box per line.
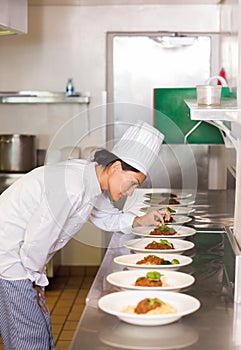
153, 87, 236, 144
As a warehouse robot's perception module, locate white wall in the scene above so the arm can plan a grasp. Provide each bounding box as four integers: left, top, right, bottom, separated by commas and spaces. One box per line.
0, 4, 220, 150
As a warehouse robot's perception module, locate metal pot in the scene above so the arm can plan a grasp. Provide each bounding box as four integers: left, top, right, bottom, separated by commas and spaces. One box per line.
0, 134, 37, 173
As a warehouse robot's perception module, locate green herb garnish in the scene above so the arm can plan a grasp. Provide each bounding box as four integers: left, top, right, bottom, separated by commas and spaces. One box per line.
146, 255, 159, 259
159, 239, 173, 248
166, 207, 176, 214
146, 298, 165, 306
146, 271, 162, 281
156, 225, 170, 232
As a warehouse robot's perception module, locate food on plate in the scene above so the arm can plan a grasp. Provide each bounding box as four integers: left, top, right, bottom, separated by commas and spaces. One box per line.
145, 239, 174, 250
136, 254, 180, 266
147, 192, 177, 198
159, 193, 177, 198
160, 258, 180, 265
157, 198, 180, 205
134, 271, 166, 287
149, 225, 177, 236
166, 207, 176, 214
122, 297, 177, 315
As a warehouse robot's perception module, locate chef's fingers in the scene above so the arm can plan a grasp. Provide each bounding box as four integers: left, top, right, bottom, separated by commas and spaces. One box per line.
153, 211, 165, 225
146, 209, 165, 225
34, 284, 45, 297
37, 294, 49, 314
153, 214, 164, 225
161, 208, 172, 221
155, 208, 172, 222
34, 284, 48, 314
38, 287, 45, 298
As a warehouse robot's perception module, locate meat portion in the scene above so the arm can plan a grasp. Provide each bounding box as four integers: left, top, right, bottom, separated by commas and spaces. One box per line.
145, 240, 174, 250
134, 276, 162, 287
136, 255, 179, 265
158, 198, 180, 205
149, 226, 177, 236
136, 255, 164, 265
134, 298, 163, 314
159, 193, 177, 198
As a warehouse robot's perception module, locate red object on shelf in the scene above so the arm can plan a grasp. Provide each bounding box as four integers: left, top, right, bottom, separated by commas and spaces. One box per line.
218, 68, 227, 85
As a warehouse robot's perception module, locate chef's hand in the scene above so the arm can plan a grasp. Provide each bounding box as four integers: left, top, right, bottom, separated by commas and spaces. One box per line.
132, 208, 171, 227
34, 284, 48, 314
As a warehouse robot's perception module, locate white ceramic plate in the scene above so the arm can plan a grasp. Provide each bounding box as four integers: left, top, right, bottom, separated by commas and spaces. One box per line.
114, 253, 193, 270
144, 198, 195, 207
99, 321, 199, 349
124, 238, 195, 254
144, 191, 193, 200
106, 270, 195, 292
131, 225, 196, 239
98, 290, 200, 326
140, 206, 195, 215
166, 216, 193, 225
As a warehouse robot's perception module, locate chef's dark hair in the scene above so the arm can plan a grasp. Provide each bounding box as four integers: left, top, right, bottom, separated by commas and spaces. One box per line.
93, 149, 140, 173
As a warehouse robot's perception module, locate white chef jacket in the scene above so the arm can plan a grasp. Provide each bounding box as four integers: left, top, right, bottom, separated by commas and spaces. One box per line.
0, 159, 136, 286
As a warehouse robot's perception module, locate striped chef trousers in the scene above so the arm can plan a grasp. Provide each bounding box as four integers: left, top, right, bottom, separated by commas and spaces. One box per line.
0, 279, 55, 350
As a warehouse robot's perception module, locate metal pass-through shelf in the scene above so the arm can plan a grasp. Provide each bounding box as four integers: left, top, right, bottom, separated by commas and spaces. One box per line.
185, 99, 240, 123
184, 99, 240, 148
0, 91, 90, 104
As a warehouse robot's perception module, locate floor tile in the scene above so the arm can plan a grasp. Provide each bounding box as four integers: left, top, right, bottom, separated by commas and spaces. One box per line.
58, 329, 76, 341
56, 340, 72, 350
63, 321, 79, 331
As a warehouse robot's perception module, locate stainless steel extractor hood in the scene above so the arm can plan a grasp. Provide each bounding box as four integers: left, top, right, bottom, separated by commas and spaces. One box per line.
0, 0, 27, 36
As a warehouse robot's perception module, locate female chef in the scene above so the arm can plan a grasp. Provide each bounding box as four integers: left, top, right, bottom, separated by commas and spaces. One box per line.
0, 121, 167, 350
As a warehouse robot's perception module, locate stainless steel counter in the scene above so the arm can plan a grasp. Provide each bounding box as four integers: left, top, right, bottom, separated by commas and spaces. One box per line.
124, 189, 235, 231
187, 190, 234, 230
70, 190, 240, 350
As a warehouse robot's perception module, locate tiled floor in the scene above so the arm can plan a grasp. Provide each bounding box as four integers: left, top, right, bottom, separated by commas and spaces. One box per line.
0, 266, 98, 350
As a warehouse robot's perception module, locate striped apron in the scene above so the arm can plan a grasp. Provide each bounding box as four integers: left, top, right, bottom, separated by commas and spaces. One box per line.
0, 279, 55, 350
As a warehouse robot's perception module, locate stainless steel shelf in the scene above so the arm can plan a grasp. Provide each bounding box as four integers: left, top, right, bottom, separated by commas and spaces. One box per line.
185, 98, 240, 148
0, 91, 90, 104
185, 98, 240, 123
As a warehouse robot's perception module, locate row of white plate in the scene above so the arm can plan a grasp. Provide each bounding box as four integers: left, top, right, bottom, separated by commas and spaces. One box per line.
98, 190, 200, 326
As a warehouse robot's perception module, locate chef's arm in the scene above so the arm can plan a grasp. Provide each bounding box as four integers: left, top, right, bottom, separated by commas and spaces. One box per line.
90, 204, 135, 234
90, 195, 169, 233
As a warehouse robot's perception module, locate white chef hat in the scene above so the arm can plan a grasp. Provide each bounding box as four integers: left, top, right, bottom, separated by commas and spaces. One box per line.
111, 121, 164, 175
